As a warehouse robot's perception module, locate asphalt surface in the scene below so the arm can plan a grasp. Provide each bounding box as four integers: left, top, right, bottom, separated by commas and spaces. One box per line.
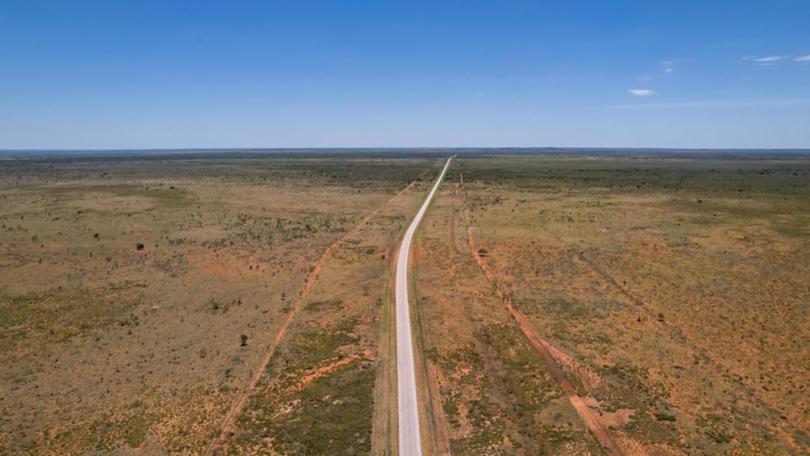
396, 156, 454, 456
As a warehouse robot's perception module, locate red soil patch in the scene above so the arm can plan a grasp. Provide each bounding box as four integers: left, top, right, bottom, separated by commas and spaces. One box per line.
188, 249, 261, 280
288, 349, 374, 392
294, 354, 362, 390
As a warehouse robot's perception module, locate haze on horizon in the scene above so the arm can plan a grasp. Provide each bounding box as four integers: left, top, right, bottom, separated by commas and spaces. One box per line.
1, 0, 809, 150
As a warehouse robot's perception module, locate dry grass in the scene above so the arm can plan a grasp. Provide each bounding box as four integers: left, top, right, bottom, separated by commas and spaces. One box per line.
3, 151, 808, 455
435, 154, 810, 455
0, 153, 435, 454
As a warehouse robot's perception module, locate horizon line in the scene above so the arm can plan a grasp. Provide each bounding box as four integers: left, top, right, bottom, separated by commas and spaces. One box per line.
3, 146, 810, 153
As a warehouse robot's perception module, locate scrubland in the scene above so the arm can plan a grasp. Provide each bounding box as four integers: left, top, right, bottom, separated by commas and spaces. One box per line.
0, 153, 434, 454
413, 154, 809, 455
2, 151, 808, 455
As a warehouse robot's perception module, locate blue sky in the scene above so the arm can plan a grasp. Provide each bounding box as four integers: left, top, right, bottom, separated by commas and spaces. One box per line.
1, 0, 809, 149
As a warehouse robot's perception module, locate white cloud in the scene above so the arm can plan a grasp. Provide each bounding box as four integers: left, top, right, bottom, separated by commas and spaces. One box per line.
796, 55, 810, 62
752, 55, 787, 63
661, 60, 674, 73
628, 89, 654, 96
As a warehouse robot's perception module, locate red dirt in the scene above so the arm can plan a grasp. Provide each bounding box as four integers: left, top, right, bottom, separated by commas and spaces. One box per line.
293, 349, 375, 391
459, 173, 623, 456
295, 355, 361, 389
205, 178, 423, 455
448, 203, 459, 254
205, 241, 340, 455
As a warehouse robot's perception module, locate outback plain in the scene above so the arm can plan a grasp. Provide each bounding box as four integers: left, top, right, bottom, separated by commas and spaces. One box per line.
1, 151, 809, 456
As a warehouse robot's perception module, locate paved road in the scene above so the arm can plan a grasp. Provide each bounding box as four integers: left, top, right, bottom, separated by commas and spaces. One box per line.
396, 156, 454, 456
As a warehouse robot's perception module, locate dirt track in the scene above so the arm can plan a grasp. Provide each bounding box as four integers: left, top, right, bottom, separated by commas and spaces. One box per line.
205, 176, 427, 455
459, 171, 623, 456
